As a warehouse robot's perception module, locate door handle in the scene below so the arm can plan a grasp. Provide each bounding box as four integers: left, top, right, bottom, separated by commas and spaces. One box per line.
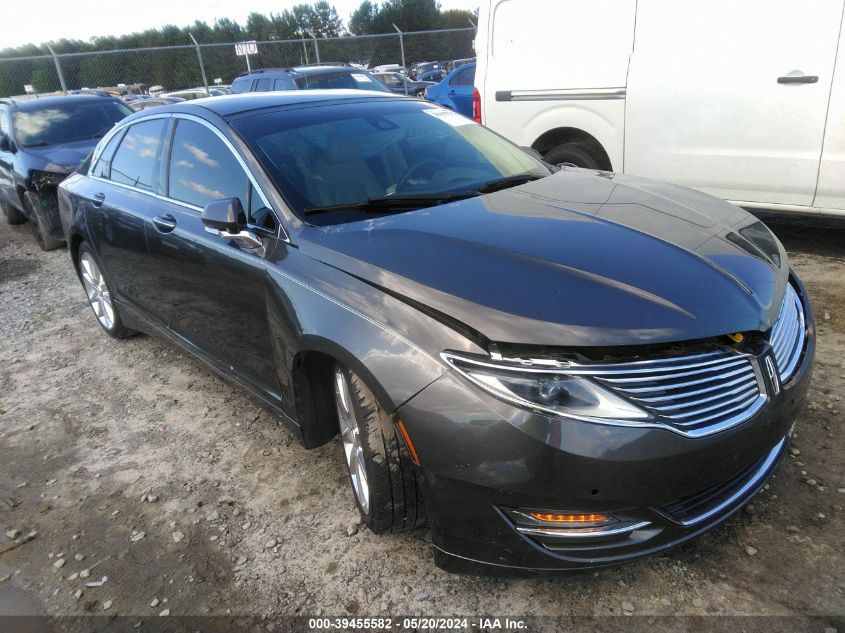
91, 192, 105, 207
449, 90, 456, 95
777, 75, 818, 84
152, 214, 177, 233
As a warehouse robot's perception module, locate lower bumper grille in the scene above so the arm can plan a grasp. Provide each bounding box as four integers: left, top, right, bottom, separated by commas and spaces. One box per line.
654, 437, 786, 526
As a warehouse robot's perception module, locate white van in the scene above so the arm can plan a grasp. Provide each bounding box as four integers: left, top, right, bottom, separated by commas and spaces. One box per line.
475, 0, 845, 216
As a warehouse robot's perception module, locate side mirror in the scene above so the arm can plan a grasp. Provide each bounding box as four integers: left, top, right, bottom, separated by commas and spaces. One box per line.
201, 198, 262, 249
0, 132, 11, 152
201, 198, 241, 234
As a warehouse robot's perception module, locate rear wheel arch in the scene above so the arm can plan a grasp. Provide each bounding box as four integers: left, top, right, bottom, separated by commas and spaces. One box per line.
532, 127, 613, 171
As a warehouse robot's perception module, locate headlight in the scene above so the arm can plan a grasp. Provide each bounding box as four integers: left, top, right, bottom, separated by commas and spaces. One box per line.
442, 352, 650, 423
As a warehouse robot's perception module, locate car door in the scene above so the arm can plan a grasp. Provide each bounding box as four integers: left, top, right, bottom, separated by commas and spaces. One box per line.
0, 105, 15, 208
625, 0, 844, 207
84, 116, 169, 317
814, 11, 845, 211
447, 65, 476, 117
144, 116, 282, 400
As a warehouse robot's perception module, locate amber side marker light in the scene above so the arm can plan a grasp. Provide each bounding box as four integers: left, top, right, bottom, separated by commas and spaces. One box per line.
728, 332, 745, 343
529, 512, 610, 524
396, 419, 420, 465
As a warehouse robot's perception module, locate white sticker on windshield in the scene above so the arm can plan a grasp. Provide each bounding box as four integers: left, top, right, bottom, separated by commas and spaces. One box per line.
422, 108, 475, 127
352, 73, 373, 83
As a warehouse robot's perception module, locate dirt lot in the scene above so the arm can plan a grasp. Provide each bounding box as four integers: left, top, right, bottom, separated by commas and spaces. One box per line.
0, 213, 843, 629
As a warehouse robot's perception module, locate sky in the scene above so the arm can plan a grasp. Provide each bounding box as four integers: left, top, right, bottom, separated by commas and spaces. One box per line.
2, 1, 479, 49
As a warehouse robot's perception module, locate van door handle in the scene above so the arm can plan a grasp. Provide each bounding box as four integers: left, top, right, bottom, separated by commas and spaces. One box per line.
152, 214, 177, 233
91, 192, 105, 207
777, 75, 818, 84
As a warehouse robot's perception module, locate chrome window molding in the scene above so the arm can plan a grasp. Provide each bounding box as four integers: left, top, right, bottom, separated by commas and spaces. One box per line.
87, 111, 291, 244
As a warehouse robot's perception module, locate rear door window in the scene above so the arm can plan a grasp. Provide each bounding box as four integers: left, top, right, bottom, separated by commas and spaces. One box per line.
108, 118, 166, 192
450, 67, 475, 86
90, 129, 125, 179
253, 78, 272, 92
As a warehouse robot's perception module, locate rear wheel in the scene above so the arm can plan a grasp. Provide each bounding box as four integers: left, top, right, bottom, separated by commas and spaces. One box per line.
334, 365, 426, 533
77, 242, 134, 339
1, 199, 26, 225
544, 141, 606, 170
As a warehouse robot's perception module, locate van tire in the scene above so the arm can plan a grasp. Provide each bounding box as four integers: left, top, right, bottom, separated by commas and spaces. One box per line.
544, 142, 604, 170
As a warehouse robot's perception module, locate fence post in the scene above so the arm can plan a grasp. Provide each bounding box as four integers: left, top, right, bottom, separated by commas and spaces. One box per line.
45, 44, 67, 95
189, 33, 210, 95
392, 24, 407, 94
306, 30, 320, 64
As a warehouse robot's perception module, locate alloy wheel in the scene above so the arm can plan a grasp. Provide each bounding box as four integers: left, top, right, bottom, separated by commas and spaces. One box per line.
79, 252, 115, 330
335, 367, 370, 514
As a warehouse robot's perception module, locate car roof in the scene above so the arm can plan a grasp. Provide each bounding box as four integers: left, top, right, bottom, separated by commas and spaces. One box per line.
1, 93, 119, 110
121, 90, 403, 120
291, 65, 366, 76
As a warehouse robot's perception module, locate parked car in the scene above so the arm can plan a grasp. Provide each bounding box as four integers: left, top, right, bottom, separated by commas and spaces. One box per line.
475, 0, 845, 215
58, 91, 813, 574
371, 64, 404, 74
161, 88, 227, 100
0, 94, 132, 250
128, 96, 185, 111
424, 62, 475, 118
410, 61, 445, 81
373, 71, 434, 96
230, 66, 392, 94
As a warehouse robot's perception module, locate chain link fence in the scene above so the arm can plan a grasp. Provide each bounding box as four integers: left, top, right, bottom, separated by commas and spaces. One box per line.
0, 27, 475, 98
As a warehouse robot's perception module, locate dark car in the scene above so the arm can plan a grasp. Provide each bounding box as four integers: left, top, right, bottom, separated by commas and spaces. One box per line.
373, 71, 434, 97
58, 91, 813, 575
425, 62, 476, 118
231, 66, 392, 94
410, 61, 444, 81
0, 94, 132, 250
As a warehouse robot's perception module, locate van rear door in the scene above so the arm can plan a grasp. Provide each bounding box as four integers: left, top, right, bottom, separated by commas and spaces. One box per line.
625, 0, 843, 208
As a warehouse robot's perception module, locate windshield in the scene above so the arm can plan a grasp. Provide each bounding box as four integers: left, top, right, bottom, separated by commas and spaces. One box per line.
233, 99, 550, 225
295, 71, 391, 93
13, 100, 132, 147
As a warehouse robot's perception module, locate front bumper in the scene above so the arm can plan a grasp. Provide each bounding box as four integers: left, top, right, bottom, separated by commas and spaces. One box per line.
398, 278, 815, 574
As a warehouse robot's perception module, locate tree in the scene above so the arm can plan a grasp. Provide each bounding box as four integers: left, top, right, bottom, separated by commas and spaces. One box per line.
349, 1, 379, 35
440, 9, 476, 29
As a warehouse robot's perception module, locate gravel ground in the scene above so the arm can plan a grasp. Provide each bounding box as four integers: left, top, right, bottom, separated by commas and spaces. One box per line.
0, 213, 843, 628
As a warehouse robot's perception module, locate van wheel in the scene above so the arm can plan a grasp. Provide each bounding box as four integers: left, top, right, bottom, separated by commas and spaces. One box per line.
333, 364, 426, 534
544, 142, 605, 170
1, 199, 26, 225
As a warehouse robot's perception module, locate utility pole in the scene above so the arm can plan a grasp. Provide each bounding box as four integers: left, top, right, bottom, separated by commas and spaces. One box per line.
45, 44, 67, 95
189, 33, 210, 95
392, 24, 407, 94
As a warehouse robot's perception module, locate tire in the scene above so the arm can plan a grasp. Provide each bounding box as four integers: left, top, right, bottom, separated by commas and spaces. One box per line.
1, 198, 26, 225
544, 141, 606, 170
77, 242, 134, 339
334, 364, 426, 534
28, 199, 64, 251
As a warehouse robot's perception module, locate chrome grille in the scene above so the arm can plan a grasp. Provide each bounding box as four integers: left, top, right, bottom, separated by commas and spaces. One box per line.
589, 351, 764, 437
769, 284, 805, 383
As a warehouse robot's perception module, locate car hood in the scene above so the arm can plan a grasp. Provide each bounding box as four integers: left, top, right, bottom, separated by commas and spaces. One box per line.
22, 138, 99, 173
299, 168, 789, 348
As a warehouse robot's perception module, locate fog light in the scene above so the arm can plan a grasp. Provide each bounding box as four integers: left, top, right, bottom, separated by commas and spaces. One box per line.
529, 512, 609, 524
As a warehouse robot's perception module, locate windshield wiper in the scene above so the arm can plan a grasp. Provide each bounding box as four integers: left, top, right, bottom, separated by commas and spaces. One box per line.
20, 141, 51, 147
303, 191, 478, 216
475, 173, 546, 194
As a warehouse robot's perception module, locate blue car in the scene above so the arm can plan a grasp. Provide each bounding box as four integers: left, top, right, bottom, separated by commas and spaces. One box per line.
424, 62, 475, 118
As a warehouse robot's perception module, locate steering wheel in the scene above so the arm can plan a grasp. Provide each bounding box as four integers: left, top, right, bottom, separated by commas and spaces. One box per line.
394, 159, 442, 193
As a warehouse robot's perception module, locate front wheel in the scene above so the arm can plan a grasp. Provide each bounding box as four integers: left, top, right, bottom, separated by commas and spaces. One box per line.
334, 365, 426, 533
77, 242, 134, 339
1, 199, 26, 225
28, 199, 63, 251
